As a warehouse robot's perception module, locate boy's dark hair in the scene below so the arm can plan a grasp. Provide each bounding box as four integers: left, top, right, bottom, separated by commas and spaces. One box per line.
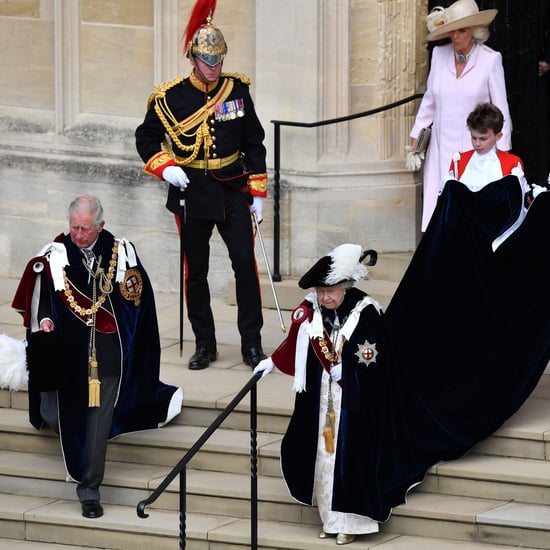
466, 103, 504, 134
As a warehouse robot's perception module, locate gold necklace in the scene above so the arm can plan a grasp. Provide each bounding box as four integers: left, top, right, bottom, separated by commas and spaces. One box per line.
63, 245, 117, 317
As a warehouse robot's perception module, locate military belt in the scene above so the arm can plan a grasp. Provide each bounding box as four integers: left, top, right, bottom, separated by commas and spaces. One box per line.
181, 151, 240, 170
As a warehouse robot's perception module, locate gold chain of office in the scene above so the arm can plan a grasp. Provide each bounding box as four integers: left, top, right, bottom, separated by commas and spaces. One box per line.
63, 245, 118, 317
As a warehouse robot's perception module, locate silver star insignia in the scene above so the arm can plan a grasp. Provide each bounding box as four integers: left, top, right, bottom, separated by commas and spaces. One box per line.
355, 340, 378, 366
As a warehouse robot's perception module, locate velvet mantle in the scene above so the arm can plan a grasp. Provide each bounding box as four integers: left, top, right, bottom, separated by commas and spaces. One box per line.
360, 176, 550, 521
12, 230, 181, 482
277, 288, 388, 514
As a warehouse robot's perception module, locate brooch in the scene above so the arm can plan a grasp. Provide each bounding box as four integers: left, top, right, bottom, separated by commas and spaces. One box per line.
355, 339, 378, 366
119, 268, 143, 306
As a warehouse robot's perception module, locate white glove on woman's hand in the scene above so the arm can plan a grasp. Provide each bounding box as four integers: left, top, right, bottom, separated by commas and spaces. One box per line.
162, 166, 189, 188
330, 362, 342, 382
253, 357, 274, 378
249, 196, 263, 223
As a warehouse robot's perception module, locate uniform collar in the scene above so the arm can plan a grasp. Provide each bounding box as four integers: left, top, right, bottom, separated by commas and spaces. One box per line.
189, 69, 219, 93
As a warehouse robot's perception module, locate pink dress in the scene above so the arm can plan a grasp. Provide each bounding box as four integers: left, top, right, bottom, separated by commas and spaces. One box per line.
411, 43, 512, 231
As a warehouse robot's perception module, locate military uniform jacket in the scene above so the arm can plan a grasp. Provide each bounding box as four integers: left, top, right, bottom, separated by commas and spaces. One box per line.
135, 73, 267, 221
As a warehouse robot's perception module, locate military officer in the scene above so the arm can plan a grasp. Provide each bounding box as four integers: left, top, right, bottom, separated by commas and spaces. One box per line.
135, 2, 268, 370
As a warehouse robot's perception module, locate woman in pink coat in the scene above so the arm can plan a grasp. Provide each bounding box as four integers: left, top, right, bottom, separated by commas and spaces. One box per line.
410, 0, 512, 231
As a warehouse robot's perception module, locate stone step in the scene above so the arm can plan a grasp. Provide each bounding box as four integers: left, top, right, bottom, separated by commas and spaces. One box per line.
3, 378, 550, 459
0, 408, 284, 476
5, 438, 550, 518
1, 491, 549, 550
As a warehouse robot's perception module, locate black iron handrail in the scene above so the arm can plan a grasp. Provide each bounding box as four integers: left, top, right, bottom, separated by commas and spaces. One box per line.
270, 92, 424, 281
137, 372, 262, 549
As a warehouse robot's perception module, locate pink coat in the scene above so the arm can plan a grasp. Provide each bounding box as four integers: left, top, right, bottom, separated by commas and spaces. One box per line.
411, 43, 512, 231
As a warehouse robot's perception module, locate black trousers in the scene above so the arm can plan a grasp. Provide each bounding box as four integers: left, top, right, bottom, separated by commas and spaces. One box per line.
40, 374, 119, 502
177, 189, 263, 353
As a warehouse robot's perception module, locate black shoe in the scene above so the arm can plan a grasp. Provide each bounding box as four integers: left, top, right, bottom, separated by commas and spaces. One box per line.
81, 499, 103, 519
188, 347, 217, 370
242, 346, 267, 368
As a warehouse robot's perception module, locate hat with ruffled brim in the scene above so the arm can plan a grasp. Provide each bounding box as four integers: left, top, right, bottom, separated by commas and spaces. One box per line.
426, 0, 497, 42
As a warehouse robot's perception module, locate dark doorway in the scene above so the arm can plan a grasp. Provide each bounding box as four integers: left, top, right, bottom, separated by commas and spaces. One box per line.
427, 0, 550, 186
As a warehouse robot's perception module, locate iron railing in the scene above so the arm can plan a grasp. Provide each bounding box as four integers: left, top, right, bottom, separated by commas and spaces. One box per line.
137, 372, 262, 549
270, 93, 424, 281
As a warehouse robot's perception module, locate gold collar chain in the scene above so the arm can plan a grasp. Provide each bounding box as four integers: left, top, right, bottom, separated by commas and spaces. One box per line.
63, 245, 118, 317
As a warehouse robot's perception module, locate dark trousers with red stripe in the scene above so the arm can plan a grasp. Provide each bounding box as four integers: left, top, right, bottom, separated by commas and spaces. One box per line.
176, 189, 263, 354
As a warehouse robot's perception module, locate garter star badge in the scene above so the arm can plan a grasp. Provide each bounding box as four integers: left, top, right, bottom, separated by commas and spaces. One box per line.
355, 340, 378, 366
120, 268, 143, 306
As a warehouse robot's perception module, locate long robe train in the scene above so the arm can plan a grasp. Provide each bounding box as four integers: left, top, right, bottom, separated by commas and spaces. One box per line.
335, 176, 550, 522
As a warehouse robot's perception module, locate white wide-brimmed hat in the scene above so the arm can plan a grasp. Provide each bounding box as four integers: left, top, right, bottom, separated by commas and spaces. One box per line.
426, 0, 497, 42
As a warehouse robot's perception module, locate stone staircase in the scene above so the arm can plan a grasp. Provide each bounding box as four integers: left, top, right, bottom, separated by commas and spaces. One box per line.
1, 260, 550, 549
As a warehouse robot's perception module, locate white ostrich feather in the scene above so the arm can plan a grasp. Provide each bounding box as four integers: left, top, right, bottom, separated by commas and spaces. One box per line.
0, 334, 28, 391
325, 243, 368, 285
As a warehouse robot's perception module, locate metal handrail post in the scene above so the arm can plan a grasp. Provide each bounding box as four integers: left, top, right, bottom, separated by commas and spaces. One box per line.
272, 122, 281, 281
250, 381, 258, 549
180, 470, 186, 550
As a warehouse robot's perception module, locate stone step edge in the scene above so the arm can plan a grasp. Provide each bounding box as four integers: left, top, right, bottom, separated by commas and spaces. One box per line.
2, 491, 550, 549
4, 447, 550, 512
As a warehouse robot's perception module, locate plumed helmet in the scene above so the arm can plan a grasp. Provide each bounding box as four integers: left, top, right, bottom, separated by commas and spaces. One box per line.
298, 244, 377, 289
184, 0, 227, 67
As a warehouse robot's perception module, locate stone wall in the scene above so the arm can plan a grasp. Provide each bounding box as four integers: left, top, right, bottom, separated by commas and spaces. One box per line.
0, 0, 429, 295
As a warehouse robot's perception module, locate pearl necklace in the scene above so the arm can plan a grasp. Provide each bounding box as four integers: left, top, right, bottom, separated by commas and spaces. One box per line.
455, 43, 476, 64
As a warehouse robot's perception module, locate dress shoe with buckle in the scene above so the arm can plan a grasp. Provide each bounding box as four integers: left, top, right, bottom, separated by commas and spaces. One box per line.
242, 346, 267, 368
318, 530, 335, 539
81, 499, 103, 519
188, 347, 217, 370
336, 533, 356, 545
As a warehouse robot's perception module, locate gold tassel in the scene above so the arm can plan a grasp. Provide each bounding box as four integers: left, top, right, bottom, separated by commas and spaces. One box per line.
328, 410, 336, 434
323, 424, 335, 453
88, 355, 101, 407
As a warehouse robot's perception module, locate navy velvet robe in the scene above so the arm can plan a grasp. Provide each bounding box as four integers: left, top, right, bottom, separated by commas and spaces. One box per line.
363, 176, 550, 521
280, 176, 549, 523
13, 230, 180, 482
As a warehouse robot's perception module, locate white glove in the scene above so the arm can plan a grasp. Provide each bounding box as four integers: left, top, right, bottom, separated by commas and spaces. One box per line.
249, 196, 263, 223
162, 166, 189, 189
330, 362, 342, 383
405, 146, 424, 171
253, 357, 274, 378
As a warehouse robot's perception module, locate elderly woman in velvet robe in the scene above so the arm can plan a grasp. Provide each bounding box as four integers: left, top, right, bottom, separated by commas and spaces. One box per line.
255, 244, 384, 545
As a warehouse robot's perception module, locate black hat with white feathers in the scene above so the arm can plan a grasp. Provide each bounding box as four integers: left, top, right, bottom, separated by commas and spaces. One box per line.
298, 243, 377, 289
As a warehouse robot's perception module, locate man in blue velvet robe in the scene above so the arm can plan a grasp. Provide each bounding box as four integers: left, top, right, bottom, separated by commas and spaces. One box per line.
12, 195, 183, 519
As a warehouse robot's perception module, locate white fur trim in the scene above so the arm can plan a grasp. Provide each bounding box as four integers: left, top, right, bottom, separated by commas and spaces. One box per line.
0, 334, 28, 391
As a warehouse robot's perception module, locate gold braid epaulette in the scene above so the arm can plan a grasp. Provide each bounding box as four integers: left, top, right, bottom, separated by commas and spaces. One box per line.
221, 72, 251, 86
146, 76, 185, 111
